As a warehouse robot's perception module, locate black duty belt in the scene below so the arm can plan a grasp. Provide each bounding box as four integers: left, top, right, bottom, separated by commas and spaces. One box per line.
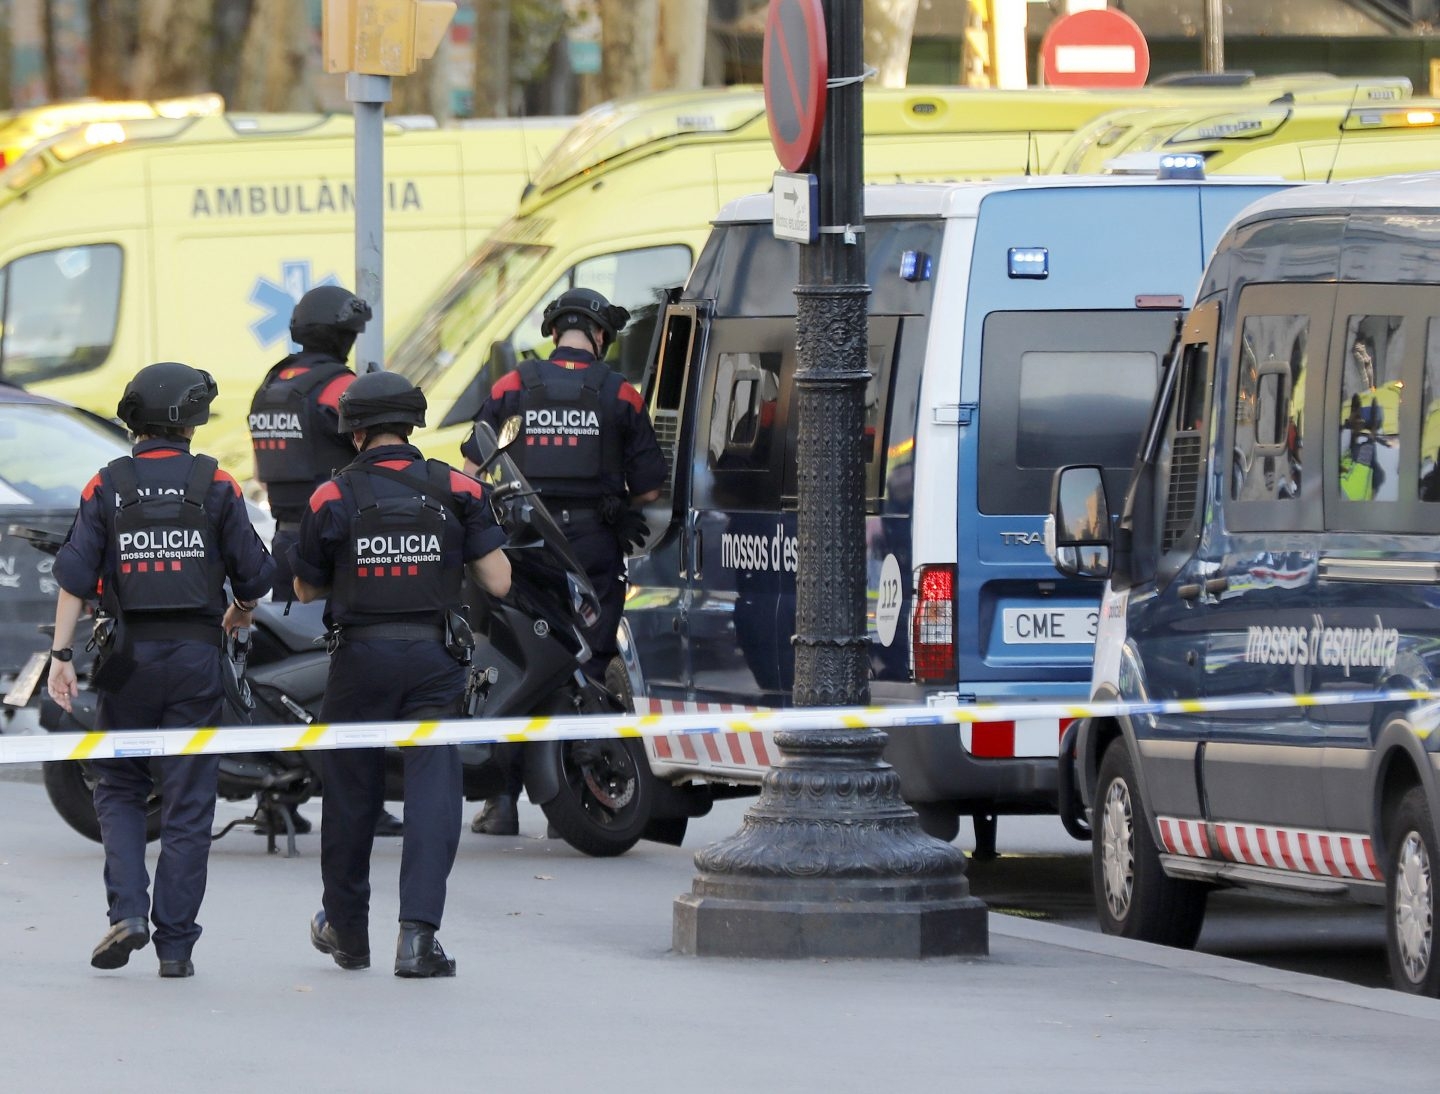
274, 520, 303, 534
333, 623, 445, 645
125, 619, 224, 648
556, 506, 604, 528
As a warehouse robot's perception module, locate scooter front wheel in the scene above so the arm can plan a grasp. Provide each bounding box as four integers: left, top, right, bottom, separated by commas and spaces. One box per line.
539, 738, 652, 857
43, 761, 162, 844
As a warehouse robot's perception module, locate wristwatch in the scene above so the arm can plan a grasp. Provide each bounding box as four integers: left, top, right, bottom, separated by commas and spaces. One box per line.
50, 647, 73, 662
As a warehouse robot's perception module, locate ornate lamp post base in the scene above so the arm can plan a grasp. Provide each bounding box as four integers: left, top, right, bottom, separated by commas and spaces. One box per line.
673, 729, 988, 958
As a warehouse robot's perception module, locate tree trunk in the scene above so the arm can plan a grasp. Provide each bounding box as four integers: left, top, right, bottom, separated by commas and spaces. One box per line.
596, 0, 658, 105
389, 32, 452, 122
0, 0, 12, 108
472, 0, 511, 118
88, 0, 139, 98
864, 0, 920, 87
235, 0, 310, 110
651, 0, 705, 92
132, 0, 215, 98
42, 0, 61, 99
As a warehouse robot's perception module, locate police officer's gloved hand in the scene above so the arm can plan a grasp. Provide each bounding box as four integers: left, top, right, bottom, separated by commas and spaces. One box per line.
616, 508, 650, 555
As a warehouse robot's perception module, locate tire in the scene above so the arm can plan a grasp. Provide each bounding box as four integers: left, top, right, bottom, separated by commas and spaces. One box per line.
539, 737, 653, 858
1092, 741, 1207, 948
604, 657, 634, 713
1387, 787, 1440, 995
43, 761, 162, 844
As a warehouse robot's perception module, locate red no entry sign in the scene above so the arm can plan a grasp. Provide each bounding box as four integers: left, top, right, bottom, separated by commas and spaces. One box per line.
763, 0, 827, 172
1040, 9, 1150, 89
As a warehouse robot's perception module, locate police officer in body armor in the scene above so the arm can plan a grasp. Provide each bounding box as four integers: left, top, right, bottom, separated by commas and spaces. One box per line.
292, 371, 510, 978
250, 285, 404, 839
48, 362, 274, 978
250, 285, 370, 597
461, 287, 666, 837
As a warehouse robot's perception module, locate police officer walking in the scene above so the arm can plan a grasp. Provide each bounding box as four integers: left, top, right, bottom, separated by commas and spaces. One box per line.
250, 285, 370, 598
462, 287, 666, 837
292, 372, 510, 978
250, 285, 403, 838
48, 362, 274, 978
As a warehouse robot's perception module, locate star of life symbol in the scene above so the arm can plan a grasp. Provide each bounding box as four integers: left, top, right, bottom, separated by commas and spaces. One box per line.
249, 261, 340, 350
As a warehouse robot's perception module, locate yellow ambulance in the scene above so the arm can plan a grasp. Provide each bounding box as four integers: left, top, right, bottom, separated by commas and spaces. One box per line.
391, 79, 1418, 459
0, 111, 571, 476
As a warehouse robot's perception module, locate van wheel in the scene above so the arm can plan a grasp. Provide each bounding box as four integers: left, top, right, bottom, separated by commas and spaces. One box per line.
910, 802, 961, 843
1093, 742, 1207, 948
604, 657, 635, 713
1387, 787, 1440, 995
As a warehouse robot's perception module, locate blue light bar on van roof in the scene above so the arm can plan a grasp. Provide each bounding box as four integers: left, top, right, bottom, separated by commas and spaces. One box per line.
899, 250, 932, 282
1157, 152, 1206, 180
1007, 247, 1049, 280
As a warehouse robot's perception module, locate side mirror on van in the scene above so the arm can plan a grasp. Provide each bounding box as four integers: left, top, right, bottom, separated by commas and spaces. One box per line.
1049, 465, 1112, 579
439, 340, 520, 429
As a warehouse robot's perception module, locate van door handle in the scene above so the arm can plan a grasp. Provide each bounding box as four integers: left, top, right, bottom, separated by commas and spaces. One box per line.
1178, 577, 1228, 601
1177, 583, 1202, 600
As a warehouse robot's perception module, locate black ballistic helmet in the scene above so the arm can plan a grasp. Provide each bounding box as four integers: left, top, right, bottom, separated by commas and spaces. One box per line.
117, 361, 218, 432
337, 370, 427, 434
289, 285, 372, 358
539, 288, 630, 350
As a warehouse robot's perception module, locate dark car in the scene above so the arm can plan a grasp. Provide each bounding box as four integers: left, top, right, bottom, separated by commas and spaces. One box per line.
0, 382, 130, 697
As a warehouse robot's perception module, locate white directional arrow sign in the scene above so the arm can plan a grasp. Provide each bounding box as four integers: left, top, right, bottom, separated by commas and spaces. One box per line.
772, 170, 817, 244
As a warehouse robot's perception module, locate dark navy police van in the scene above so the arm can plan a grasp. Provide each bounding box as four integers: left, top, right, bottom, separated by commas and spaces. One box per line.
1051, 174, 1440, 994
613, 174, 1288, 852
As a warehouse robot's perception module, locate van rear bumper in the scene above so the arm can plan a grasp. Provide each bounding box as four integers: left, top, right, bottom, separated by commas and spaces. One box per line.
884, 724, 1058, 814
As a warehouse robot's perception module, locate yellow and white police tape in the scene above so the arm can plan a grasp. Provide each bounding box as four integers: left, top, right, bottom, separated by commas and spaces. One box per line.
5, 686, 1440, 765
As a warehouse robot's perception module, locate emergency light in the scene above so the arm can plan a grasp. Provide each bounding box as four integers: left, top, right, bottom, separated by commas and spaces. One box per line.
1007, 247, 1049, 280
1157, 153, 1206, 181
899, 250, 932, 282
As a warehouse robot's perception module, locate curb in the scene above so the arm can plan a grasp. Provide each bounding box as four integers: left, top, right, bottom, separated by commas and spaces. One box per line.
990, 908, 1440, 1021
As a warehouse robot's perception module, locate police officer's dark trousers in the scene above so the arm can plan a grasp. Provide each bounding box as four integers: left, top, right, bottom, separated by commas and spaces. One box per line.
557, 512, 625, 680
91, 639, 223, 962
319, 638, 463, 936
270, 522, 301, 599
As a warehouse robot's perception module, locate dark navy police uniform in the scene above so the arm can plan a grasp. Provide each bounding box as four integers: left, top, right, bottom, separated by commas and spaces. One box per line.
53, 439, 274, 964
249, 352, 356, 597
293, 444, 505, 943
461, 347, 666, 672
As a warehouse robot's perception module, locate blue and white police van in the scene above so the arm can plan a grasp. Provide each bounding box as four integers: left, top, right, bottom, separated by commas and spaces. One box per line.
613, 170, 1290, 851
1051, 173, 1440, 994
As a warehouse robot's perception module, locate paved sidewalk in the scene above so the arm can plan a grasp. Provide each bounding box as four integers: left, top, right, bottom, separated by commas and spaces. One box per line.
0, 778, 1434, 1093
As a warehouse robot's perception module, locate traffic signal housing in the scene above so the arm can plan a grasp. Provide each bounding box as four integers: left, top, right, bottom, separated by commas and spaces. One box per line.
323, 0, 457, 77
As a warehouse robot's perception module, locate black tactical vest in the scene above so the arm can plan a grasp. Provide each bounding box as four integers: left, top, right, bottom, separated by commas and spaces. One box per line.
249, 355, 354, 486
330, 461, 461, 623
106, 455, 225, 614
514, 359, 623, 496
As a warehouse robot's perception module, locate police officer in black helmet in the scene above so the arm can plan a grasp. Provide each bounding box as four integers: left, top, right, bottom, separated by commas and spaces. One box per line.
250, 284, 371, 598
461, 287, 666, 837
48, 362, 274, 978
292, 371, 510, 978
248, 285, 404, 838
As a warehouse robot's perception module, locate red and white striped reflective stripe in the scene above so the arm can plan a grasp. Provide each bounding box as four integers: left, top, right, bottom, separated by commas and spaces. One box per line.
959, 717, 1072, 759
641, 699, 775, 770
1157, 816, 1381, 882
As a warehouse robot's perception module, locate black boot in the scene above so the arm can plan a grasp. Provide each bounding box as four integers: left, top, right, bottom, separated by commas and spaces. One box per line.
394, 921, 456, 978
470, 795, 518, 835
91, 916, 150, 969
310, 911, 370, 971
374, 810, 404, 838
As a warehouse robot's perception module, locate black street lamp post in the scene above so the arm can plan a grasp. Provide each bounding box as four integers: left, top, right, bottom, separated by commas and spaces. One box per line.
673, 0, 988, 958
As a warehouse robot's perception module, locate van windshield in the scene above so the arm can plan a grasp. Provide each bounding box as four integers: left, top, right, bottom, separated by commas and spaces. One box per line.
387, 236, 549, 391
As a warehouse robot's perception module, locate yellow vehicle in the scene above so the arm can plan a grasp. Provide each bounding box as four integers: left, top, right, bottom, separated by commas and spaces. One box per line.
394, 79, 1416, 458
1095, 100, 1440, 180
1049, 75, 1414, 175
0, 111, 571, 476
0, 94, 224, 168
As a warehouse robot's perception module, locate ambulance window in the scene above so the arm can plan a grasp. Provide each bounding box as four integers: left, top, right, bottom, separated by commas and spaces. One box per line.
709, 351, 780, 471
509, 246, 693, 374
1231, 314, 1306, 503
0, 245, 122, 385
1335, 313, 1405, 504
1419, 319, 1440, 501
